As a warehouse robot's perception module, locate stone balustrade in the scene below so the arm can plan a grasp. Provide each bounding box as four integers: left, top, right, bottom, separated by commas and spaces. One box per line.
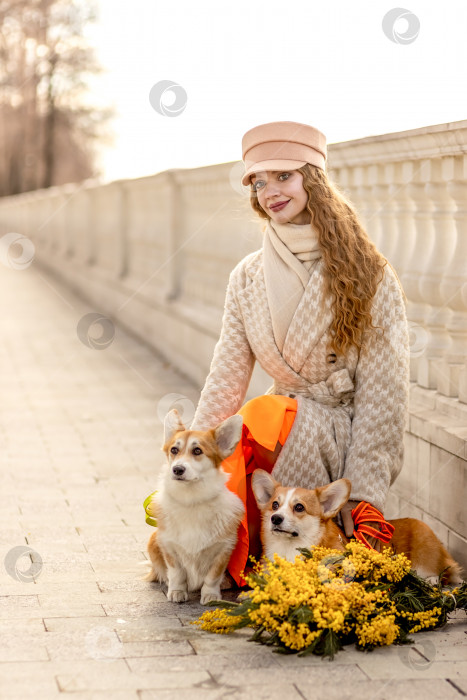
0, 120, 466, 569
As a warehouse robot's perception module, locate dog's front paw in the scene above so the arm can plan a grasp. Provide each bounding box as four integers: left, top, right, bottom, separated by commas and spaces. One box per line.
167, 588, 188, 603
200, 586, 221, 605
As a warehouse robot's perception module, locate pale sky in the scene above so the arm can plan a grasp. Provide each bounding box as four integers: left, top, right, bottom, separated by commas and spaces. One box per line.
85, 0, 467, 183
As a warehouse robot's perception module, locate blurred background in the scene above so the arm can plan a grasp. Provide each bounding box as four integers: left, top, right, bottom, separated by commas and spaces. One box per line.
1, 0, 467, 193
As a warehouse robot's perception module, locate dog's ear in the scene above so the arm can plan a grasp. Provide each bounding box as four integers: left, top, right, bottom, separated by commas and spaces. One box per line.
316, 479, 351, 519
252, 469, 278, 509
213, 414, 243, 460
164, 408, 185, 444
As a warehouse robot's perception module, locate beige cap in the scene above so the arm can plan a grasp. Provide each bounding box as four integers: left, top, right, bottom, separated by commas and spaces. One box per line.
241, 120, 327, 187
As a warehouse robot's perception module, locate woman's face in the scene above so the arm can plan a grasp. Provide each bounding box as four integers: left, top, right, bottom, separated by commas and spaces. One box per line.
251, 170, 310, 225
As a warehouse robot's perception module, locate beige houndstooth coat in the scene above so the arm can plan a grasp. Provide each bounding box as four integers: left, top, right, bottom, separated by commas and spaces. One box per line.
191, 249, 410, 513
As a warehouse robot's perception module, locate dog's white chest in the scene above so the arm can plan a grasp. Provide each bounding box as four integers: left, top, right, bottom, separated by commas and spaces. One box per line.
166, 505, 228, 551
265, 537, 305, 563
158, 490, 242, 554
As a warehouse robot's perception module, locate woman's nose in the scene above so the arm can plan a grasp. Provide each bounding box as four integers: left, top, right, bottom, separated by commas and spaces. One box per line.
263, 181, 281, 197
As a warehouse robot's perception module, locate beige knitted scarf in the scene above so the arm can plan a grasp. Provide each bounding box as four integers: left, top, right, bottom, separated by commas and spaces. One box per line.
263, 218, 322, 352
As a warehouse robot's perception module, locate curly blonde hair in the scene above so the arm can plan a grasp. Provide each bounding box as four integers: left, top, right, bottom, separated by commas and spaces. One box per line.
249, 164, 388, 356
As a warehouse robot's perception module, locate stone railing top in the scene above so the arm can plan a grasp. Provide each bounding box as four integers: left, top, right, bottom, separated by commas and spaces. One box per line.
328, 119, 467, 168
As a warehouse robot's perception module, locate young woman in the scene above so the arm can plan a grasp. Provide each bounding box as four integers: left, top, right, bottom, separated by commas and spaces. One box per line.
190, 121, 410, 585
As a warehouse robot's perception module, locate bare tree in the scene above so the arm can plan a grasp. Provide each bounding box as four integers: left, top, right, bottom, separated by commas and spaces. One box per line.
0, 0, 112, 195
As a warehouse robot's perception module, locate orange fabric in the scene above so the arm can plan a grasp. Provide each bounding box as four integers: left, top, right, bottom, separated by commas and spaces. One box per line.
222, 395, 297, 586
350, 501, 395, 550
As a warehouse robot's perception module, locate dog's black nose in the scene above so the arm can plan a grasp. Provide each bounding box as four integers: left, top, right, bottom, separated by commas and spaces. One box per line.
271, 514, 283, 526
172, 465, 186, 477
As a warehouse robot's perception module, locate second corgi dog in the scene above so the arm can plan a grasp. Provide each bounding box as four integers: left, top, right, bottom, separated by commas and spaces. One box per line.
146, 409, 244, 604
252, 470, 462, 585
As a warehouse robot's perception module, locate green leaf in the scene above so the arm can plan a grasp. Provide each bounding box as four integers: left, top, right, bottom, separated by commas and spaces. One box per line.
297, 630, 326, 657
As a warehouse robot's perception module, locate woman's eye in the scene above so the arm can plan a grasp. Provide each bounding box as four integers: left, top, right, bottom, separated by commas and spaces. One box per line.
272, 501, 280, 511
252, 173, 289, 191
170, 446, 179, 455
294, 503, 305, 512
192, 447, 202, 455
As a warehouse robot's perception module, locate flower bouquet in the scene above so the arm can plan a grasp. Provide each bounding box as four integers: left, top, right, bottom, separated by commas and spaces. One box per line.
193, 541, 466, 659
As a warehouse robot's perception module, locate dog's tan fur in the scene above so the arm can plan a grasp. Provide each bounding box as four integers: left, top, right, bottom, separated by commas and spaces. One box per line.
252, 470, 462, 585
146, 409, 244, 604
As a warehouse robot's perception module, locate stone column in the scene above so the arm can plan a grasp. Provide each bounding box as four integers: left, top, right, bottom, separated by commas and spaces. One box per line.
417, 161, 457, 392
438, 156, 467, 399
403, 167, 434, 382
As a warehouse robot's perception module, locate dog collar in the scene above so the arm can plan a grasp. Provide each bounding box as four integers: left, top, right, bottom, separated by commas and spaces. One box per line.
143, 491, 158, 527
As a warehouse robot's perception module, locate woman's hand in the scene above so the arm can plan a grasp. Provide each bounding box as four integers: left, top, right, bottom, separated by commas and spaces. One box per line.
340, 499, 360, 538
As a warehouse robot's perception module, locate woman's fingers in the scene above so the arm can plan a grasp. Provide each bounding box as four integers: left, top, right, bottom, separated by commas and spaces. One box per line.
340, 500, 360, 537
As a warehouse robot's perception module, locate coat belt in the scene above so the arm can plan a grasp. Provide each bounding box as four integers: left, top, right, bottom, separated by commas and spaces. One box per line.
269, 368, 355, 408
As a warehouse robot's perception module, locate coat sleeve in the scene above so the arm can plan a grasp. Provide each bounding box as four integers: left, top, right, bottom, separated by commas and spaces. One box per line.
342, 264, 410, 513
190, 260, 256, 431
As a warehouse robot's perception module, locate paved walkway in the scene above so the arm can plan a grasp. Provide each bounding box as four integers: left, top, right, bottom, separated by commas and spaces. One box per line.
0, 262, 465, 700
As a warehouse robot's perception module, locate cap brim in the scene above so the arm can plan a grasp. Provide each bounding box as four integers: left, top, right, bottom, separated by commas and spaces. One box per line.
241, 159, 308, 187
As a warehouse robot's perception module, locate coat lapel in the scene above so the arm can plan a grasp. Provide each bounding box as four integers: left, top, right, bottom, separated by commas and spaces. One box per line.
236, 254, 333, 377
236, 254, 284, 363
281, 259, 334, 372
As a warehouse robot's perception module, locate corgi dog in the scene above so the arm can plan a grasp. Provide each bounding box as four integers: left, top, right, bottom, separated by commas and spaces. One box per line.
252, 470, 462, 585
146, 409, 245, 604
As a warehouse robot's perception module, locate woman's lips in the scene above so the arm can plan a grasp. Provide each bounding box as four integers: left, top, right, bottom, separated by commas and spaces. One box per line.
270, 200, 290, 212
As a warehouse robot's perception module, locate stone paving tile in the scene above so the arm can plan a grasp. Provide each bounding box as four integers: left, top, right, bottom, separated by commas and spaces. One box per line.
117, 640, 196, 658
38, 588, 162, 608
52, 694, 139, 700
451, 678, 467, 694
0, 595, 40, 612
0, 619, 45, 634
88, 558, 148, 578
127, 651, 283, 674
140, 686, 305, 700
0, 635, 49, 662
43, 616, 131, 633
56, 668, 211, 692
296, 679, 466, 700
0, 604, 107, 620
102, 600, 203, 619
96, 578, 153, 592
10, 560, 97, 583
356, 644, 467, 679
0, 581, 100, 597
115, 616, 183, 642
211, 663, 368, 686
0, 677, 61, 699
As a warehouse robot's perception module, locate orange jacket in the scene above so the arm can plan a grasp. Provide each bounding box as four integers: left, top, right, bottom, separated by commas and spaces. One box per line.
222, 394, 297, 586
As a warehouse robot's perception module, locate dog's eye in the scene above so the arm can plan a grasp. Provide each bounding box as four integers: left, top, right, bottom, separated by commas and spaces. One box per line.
271, 501, 280, 511
170, 446, 179, 455
294, 503, 305, 512
192, 447, 202, 455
